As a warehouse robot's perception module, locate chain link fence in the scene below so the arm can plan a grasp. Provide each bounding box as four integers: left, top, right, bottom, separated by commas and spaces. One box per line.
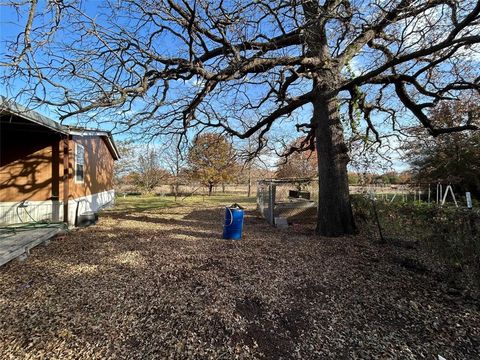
257, 178, 318, 225
353, 189, 479, 242
257, 179, 476, 227
257, 178, 479, 289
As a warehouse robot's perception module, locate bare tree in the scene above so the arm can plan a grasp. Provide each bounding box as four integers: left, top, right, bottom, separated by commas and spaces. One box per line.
276, 137, 318, 179
134, 149, 169, 194
236, 135, 274, 197
1, 0, 479, 235
161, 136, 188, 201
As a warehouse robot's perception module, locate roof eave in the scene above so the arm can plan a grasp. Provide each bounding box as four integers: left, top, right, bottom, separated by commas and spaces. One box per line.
0, 96, 120, 161
0, 96, 69, 135
69, 129, 120, 160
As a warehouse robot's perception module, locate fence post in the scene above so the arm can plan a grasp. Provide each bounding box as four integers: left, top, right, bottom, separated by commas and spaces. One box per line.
466, 192, 472, 209
268, 183, 276, 225
464, 192, 477, 238
256, 183, 261, 212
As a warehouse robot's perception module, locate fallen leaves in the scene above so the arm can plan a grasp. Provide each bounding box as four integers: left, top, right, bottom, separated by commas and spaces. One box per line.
0, 198, 479, 359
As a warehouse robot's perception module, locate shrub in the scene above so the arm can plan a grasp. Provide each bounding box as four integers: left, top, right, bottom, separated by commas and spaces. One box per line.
352, 195, 480, 289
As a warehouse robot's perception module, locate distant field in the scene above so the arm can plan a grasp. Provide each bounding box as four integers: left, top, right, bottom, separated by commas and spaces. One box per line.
112, 194, 257, 213
115, 183, 422, 198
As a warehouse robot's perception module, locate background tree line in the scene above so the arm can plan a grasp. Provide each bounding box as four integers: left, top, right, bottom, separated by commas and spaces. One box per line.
114, 133, 275, 197
115, 128, 479, 199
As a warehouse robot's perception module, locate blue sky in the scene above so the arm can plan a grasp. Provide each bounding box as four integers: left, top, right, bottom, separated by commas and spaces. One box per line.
0, 1, 433, 172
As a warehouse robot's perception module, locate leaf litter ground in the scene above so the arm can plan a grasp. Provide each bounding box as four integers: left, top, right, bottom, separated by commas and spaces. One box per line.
0, 198, 478, 359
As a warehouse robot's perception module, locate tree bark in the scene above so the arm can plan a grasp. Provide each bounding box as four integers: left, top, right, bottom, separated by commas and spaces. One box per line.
208, 183, 213, 196
312, 85, 356, 236
300, 2, 355, 236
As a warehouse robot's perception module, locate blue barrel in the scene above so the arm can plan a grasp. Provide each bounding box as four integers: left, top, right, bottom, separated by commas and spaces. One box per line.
223, 205, 244, 240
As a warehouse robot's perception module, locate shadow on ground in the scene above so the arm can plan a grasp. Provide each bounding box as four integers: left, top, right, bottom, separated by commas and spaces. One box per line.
0, 201, 479, 359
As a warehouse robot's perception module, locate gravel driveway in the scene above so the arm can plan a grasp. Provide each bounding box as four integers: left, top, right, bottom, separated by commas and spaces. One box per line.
1, 198, 479, 359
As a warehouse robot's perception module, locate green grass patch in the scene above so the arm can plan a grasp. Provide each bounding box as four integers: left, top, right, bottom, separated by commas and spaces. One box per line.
109, 193, 256, 213
111, 195, 177, 212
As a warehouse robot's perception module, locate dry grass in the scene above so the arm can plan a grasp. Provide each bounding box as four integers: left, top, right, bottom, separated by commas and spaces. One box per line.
0, 195, 479, 359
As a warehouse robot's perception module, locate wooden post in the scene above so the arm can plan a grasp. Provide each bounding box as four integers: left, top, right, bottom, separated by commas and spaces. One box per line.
371, 196, 385, 243
63, 137, 70, 224
247, 166, 252, 198
256, 183, 261, 212
268, 183, 276, 225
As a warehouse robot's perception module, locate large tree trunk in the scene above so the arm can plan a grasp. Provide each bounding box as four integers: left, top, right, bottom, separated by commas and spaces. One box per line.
312, 89, 356, 236
300, 2, 355, 236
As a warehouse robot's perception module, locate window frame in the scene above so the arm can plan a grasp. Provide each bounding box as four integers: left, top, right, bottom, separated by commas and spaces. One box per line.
74, 142, 85, 183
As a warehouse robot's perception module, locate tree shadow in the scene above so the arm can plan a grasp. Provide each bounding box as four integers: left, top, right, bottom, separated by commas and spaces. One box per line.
1, 115, 61, 202
1, 201, 480, 358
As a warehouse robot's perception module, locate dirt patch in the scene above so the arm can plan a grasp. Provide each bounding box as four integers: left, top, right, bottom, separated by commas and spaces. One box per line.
392, 255, 429, 274
234, 296, 305, 358
280, 308, 307, 338
235, 296, 264, 320
292, 281, 329, 302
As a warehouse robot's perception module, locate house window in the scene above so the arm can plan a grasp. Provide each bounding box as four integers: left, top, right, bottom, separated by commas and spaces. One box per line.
75, 143, 85, 183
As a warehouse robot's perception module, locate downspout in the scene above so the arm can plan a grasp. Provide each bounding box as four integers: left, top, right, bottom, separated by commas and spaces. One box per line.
62, 136, 70, 224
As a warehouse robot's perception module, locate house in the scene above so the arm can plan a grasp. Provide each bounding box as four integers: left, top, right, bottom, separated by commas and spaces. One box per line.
0, 97, 119, 226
